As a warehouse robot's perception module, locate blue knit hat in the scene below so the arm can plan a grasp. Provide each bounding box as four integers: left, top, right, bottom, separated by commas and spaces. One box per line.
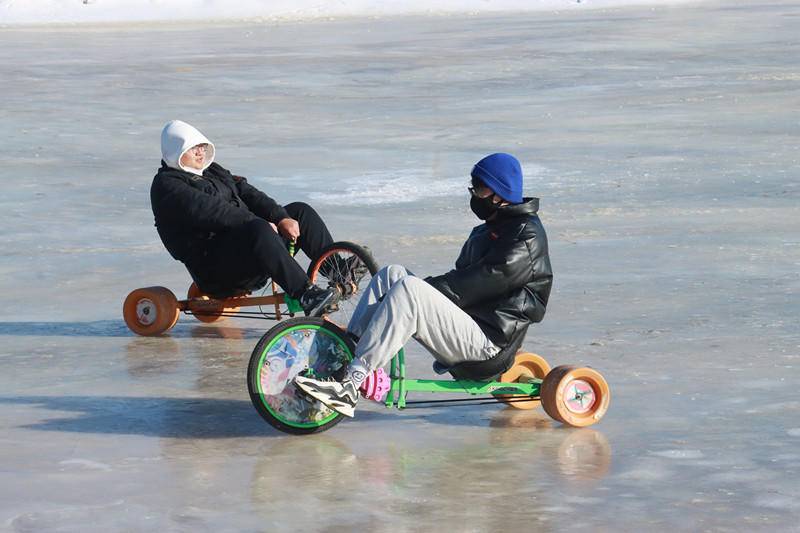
471, 153, 523, 204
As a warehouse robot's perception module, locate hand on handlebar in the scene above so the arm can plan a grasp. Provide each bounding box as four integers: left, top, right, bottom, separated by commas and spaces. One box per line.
276, 217, 301, 242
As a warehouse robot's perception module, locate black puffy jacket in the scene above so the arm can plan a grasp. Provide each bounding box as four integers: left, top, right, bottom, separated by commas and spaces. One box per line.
425, 198, 553, 353
150, 161, 289, 263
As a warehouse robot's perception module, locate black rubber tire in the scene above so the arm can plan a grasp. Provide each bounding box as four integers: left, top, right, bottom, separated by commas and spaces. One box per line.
307, 241, 379, 281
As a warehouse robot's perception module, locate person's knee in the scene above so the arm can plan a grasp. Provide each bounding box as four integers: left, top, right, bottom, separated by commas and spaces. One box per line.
381, 264, 410, 283
395, 273, 427, 296
285, 201, 316, 219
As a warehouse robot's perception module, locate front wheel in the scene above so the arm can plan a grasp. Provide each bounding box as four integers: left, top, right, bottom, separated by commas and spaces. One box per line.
307, 241, 379, 327
247, 317, 354, 435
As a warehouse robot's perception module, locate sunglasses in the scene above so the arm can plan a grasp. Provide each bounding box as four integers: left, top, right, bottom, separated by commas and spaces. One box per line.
468, 177, 493, 197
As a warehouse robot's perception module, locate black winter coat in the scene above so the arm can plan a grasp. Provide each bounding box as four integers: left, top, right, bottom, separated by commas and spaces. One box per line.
425, 198, 553, 351
150, 162, 288, 263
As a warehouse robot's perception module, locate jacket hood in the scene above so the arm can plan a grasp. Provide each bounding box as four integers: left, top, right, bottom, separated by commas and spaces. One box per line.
160, 120, 216, 175
492, 197, 539, 220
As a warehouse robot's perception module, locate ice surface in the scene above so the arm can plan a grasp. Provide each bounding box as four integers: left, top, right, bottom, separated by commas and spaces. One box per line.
1, 0, 799, 531
0, 0, 705, 25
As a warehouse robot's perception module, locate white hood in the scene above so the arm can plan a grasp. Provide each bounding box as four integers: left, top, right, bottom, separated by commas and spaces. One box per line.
160, 120, 216, 175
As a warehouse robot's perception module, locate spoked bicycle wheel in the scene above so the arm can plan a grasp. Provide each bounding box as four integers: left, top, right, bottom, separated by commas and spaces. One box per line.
247, 317, 354, 435
308, 241, 379, 328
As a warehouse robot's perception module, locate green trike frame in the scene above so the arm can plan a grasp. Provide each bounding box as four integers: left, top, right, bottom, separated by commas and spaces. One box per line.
247, 317, 610, 435
384, 348, 540, 409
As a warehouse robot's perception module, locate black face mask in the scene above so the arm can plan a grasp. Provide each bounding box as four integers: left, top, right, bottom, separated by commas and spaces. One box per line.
470, 195, 500, 220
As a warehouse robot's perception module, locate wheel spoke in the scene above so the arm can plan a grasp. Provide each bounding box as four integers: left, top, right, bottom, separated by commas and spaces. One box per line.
310, 247, 377, 327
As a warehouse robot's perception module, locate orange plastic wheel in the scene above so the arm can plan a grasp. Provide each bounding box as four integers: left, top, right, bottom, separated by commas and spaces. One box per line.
541, 365, 610, 427
497, 352, 551, 410
167, 303, 181, 330
186, 282, 240, 323
123, 286, 180, 336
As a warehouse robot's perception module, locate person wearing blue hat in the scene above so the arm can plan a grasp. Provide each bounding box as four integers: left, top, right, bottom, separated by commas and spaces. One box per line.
296, 153, 553, 418
470, 152, 524, 202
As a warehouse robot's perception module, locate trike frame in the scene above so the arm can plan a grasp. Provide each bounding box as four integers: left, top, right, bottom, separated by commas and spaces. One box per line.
384, 348, 540, 409
247, 317, 609, 435
123, 240, 377, 336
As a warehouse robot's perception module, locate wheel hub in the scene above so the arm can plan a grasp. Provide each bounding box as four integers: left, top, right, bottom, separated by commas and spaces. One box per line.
135, 298, 157, 325
563, 379, 596, 414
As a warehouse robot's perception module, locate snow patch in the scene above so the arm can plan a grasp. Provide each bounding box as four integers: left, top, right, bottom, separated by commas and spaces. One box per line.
305, 163, 547, 206
308, 172, 465, 206
59, 458, 113, 471
649, 449, 705, 460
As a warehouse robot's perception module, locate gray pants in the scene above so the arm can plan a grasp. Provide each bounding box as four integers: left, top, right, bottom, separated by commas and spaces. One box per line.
347, 265, 500, 371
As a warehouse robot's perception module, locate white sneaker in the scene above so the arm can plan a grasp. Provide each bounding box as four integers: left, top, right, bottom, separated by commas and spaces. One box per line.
294, 375, 359, 418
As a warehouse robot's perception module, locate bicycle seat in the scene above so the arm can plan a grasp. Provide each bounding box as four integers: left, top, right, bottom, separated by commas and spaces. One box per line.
186, 265, 270, 299
446, 328, 528, 381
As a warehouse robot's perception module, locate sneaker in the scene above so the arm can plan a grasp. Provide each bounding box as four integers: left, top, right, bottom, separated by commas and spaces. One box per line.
294, 375, 359, 418
299, 285, 341, 317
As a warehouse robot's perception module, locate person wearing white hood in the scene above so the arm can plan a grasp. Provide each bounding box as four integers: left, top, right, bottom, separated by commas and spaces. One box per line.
151, 120, 339, 316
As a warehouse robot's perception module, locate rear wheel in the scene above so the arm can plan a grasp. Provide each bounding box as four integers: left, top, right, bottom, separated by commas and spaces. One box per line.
247, 317, 354, 435
123, 286, 180, 336
307, 241, 379, 327
497, 352, 551, 410
187, 282, 240, 323
541, 365, 610, 427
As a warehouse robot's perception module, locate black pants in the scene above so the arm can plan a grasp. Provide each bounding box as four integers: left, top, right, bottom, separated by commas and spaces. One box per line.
185, 202, 333, 298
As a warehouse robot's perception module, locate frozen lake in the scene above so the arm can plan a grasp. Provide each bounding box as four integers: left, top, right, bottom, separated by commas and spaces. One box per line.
1, 0, 799, 530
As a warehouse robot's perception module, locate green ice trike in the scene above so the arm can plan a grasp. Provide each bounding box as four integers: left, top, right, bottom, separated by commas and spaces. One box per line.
247, 317, 610, 435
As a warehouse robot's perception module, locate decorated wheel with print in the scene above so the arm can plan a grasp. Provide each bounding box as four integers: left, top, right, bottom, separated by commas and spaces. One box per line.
247, 317, 354, 435
497, 352, 551, 410
307, 241, 379, 328
541, 365, 610, 427
123, 286, 180, 336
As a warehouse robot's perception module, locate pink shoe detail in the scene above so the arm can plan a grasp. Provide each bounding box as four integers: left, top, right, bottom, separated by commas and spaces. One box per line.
359, 368, 391, 402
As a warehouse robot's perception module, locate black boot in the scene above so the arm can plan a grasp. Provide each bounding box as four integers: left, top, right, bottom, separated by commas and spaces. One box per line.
299, 285, 341, 317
